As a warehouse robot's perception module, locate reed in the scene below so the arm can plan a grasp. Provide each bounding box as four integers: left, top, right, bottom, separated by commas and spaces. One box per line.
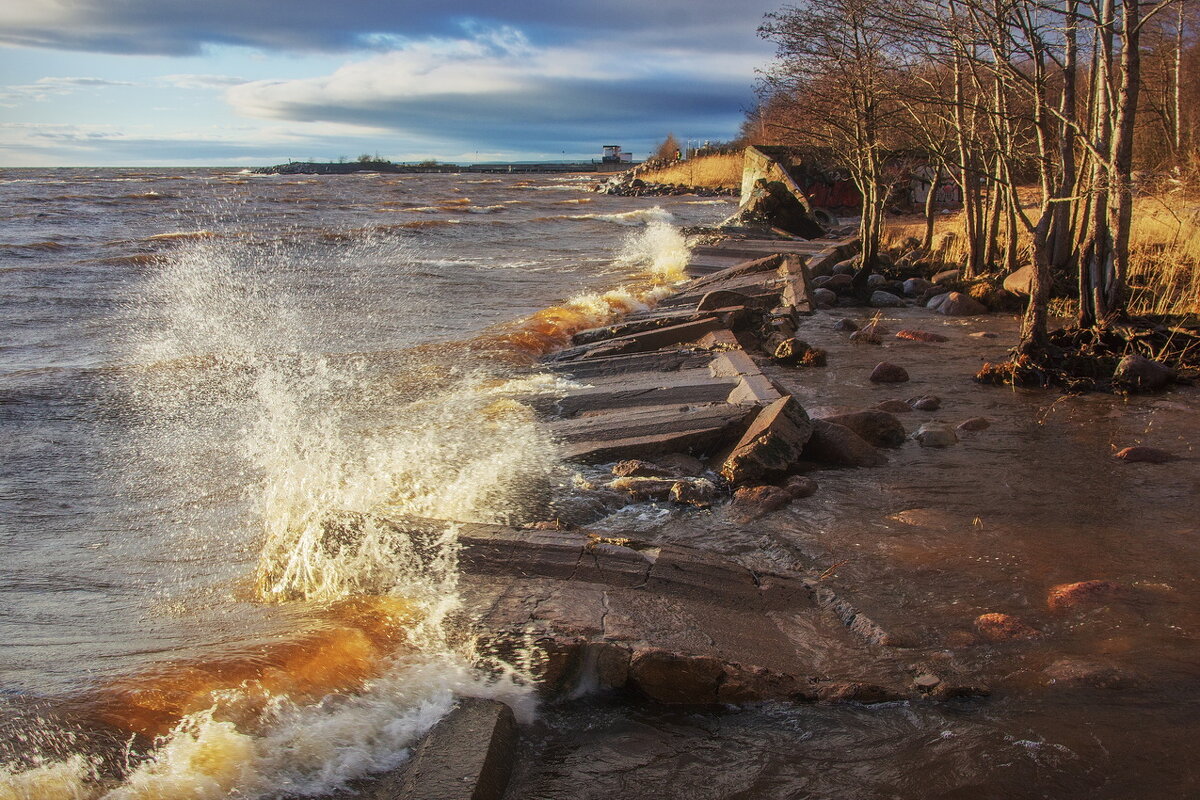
635, 152, 744, 190
883, 196, 1200, 317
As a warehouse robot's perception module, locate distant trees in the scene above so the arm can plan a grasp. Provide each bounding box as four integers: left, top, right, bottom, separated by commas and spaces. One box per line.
653, 133, 683, 162
753, 0, 1195, 352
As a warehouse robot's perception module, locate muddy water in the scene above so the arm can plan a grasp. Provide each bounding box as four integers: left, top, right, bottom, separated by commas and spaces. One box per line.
509, 309, 1200, 799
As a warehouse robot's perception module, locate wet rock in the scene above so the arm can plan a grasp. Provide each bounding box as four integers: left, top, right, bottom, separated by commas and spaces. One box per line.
866, 273, 888, 288
719, 396, 814, 484
771, 337, 814, 364
870, 362, 910, 383
832, 259, 858, 276
850, 328, 883, 345
815, 681, 903, 704
875, 399, 913, 413
607, 476, 677, 501
731, 484, 794, 522
931, 682, 991, 700
1043, 658, 1134, 689
931, 269, 959, 284
824, 273, 853, 292
974, 612, 1041, 641
813, 287, 837, 308
1113, 445, 1173, 463
969, 331, 999, 338
833, 318, 859, 332
696, 289, 753, 311
912, 673, 941, 693
656, 452, 706, 476
804, 419, 888, 468
1113, 354, 1174, 392
612, 459, 680, 479
869, 290, 905, 308
912, 423, 957, 447
628, 650, 725, 704
927, 291, 987, 316
670, 478, 721, 508
735, 179, 826, 239
783, 474, 818, 498
821, 410, 906, 448
908, 395, 941, 411
903, 277, 934, 296
957, 417, 991, 431
895, 329, 948, 343
1047, 580, 1127, 611
526, 520, 575, 531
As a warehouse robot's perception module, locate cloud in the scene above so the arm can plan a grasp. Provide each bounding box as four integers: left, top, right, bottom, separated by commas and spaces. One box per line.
0, 0, 779, 56
0, 76, 137, 105
157, 74, 251, 90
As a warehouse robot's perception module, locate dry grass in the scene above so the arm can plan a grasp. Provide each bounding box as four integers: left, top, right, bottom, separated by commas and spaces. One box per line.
636, 152, 744, 190
884, 196, 1200, 317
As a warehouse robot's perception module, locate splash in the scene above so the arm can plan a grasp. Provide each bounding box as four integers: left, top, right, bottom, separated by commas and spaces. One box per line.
546, 206, 676, 226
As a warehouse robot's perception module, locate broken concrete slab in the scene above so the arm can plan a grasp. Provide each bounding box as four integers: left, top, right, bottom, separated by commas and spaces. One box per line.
718, 396, 814, 484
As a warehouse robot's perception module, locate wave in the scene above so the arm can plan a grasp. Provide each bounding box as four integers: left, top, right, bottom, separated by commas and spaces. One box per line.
536, 207, 676, 227
141, 231, 218, 243
0, 240, 68, 251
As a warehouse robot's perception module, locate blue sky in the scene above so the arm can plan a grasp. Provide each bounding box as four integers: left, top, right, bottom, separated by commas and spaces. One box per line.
0, 1, 780, 166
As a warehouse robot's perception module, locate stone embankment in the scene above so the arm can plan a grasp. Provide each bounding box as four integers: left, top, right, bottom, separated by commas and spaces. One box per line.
593, 169, 737, 197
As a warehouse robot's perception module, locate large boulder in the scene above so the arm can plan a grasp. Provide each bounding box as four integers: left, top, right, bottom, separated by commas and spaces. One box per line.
1003, 264, 1035, 296
719, 396, 814, 484
1112, 354, 1173, 391
803, 419, 888, 467
911, 423, 957, 447
733, 179, 825, 239
927, 291, 987, 316
869, 290, 905, 308
820, 410, 906, 448
870, 362, 910, 383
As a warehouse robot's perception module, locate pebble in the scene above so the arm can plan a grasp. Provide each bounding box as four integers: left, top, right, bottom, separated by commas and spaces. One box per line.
870, 362, 910, 383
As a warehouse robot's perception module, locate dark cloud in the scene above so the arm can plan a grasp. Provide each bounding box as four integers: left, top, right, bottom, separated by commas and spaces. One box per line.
0, 1, 779, 56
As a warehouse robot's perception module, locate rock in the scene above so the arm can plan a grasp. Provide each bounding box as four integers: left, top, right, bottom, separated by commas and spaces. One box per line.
731, 484, 794, 521
612, 459, 680, 479
1003, 264, 1035, 296
697, 289, 753, 311
903, 277, 934, 296
869, 290, 905, 308
628, 650, 727, 704
813, 287, 837, 308
670, 478, 721, 508
811, 275, 833, 288
1112, 354, 1174, 392
931, 269, 959, 284
821, 410, 906, 448
908, 395, 941, 411
831, 259, 858, 276
824, 273, 853, 291
783, 474, 818, 498
911, 424, 957, 447
974, 612, 1041, 641
394, 698, 517, 800
870, 362, 910, 383
850, 328, 883, 345
772, 337, 813, 364
833, 318, 859, 332
1047, 580, 1127, 611
815, 681, 903, 704
969, 331, 999, 339
895, 329, 948, 343
527, 520, 574, 531
1113, 445, 1173, 463
655, 452, 706, 476
866, 273, 888, 288
719, 396, 814, 484
804, 419, 888, 467
913, 673, 941, 693
957, 417, 990, 431
607, 476, 677, 500
927, 291, 987, 316
735, 179, 826, 239
875, 399, 913, 413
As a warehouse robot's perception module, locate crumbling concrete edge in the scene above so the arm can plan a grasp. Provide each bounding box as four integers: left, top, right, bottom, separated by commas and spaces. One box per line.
394, 696, 518, 800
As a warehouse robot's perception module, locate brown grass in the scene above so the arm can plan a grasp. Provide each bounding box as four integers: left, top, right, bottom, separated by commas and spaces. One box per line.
636, 152, 743, 190
884, 196, 1200, 317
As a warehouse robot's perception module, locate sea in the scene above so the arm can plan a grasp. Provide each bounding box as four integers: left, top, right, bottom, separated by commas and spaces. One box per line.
0, 167, 736, 798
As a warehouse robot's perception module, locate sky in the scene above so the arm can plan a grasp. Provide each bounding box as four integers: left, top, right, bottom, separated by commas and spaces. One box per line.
0, 1, 782, 167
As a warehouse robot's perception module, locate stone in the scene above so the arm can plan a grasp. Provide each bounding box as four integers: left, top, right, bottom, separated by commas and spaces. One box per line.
931, 269, 959, 284
974, 612, 1041, 641
655, 452, 707, 476
957, 417, 990, 431
1043, 658, 1134, 689
969, 331, 999, 339
696, 289, 753, 311
832, 259, 858, 275
1113, 354, 1174, 391
1047, 580, 1127, 610
833, 318, 859, 332
731, 484, 794, 521
628, 650, 726, 704
393, 698, 517, 800
612, 459, 680, 479
736, 178, 826, 239
875, 399, 913, 413
824, 273, 853, 291
913, 673, 941, 692
903, 277, 934, 296
772, 337, 813, 364
927, 291, 987, 316
870, 362, 910, 383
895, 329, 948, 343
866, 273, 888, 288
1113, 445, 1173, 463
803, 419, 888, 467
813, 287, 837, 308
1003, 264, 1035, 296
911, 424, 957, 447
820, 410, 906, 448
670, 478, 721, 508
869, 290, 905, 308
908, 395, 941, 411
607, 476, 677, 500
719, 396, 814, 484
783, 474, 818, 498
850, 328, 883, 345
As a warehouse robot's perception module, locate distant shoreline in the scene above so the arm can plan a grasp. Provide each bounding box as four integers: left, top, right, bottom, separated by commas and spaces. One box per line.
253, 160, 634, 175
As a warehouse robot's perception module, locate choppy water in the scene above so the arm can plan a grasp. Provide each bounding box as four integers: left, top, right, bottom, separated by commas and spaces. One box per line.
0, 167, 732, 798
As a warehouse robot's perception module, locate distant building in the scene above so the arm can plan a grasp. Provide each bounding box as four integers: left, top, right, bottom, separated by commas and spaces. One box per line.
602, 145, 633, 164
